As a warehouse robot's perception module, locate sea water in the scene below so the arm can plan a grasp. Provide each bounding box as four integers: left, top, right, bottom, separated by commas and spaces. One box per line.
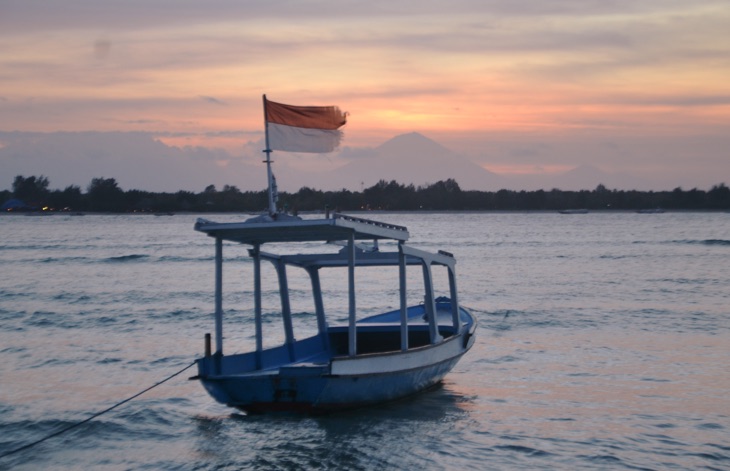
0, 211, 728, 470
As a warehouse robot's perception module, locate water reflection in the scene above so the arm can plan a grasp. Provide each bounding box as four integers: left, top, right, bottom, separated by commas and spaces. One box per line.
191, 382, 475, 469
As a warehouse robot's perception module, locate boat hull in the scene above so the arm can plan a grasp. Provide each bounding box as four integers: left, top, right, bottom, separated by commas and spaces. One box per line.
198, 327, 474, 413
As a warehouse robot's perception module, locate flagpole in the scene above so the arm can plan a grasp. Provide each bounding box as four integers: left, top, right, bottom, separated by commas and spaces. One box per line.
262, 94, 276, 216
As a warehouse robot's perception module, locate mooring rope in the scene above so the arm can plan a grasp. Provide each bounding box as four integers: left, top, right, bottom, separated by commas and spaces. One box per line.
0, 361, 197, 460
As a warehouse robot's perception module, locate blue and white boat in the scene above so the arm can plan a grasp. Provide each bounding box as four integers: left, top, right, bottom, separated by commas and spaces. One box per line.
191, 96, 476, 413
192, 212, 477, 413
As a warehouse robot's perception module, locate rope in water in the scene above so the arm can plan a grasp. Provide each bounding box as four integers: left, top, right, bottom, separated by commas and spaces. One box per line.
0, 361, 197, 460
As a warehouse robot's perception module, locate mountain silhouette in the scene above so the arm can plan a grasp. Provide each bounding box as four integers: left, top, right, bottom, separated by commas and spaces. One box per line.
0, 130, 676, 193
327, 132, 505, 190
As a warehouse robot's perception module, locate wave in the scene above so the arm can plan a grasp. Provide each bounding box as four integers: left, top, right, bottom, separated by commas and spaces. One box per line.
38, 256, 92, 264
52, 292, 91, 303
632, 239, 730, 246
157, 255, 214, 263
467, 308, 596, 333
0, 243, 69, 251
671, 239, 730, 246
701, 239, 730, 246
0, 416, 134, 449
15, 254, 242, 264
111, 253, 247, 264
8, 254, 150, 264
495, 444, 553, 457
6, 257, 210, 267
105, 254, 150, 262
0, 291, 31, 300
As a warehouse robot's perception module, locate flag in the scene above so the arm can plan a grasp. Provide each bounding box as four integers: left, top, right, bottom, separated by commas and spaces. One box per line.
264, 96, 347, 153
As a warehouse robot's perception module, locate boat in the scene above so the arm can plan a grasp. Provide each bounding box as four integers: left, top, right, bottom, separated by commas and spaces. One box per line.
190, 96, 477, 413
192, 213, 477, 413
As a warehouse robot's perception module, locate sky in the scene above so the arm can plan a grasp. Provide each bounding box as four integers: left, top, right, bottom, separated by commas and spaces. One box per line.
1, 0, 729, 192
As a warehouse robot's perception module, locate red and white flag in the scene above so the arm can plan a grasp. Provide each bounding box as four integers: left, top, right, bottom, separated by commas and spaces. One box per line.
264, 96, 347, 153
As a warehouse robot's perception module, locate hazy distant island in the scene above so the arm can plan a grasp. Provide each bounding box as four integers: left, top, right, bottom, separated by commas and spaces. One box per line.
2, 175, 729, 213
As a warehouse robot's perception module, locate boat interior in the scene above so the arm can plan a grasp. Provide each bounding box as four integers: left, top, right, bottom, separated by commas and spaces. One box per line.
205, 302, 471, 377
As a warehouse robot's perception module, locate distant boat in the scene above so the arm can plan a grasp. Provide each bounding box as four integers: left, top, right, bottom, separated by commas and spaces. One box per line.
1, 198, 28, 212
559, 209, 589, 214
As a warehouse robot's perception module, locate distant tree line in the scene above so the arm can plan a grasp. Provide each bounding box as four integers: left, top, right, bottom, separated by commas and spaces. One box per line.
2, 175, 729, 213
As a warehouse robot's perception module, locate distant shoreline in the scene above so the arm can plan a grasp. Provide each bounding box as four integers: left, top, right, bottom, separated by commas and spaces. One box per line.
2, 209, 729, 217
3, 176, 729, 212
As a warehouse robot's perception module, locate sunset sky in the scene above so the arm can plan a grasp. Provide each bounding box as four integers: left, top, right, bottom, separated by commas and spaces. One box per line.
1, 1, 728, 192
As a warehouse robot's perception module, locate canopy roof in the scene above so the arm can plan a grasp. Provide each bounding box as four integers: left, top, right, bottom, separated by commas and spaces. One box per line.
195, 213, 409, 245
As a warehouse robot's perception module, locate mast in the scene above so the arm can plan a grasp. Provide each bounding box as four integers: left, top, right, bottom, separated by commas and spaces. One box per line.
262, 94, 277, 216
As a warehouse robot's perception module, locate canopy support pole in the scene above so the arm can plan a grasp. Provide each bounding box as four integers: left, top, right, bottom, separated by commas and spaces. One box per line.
276, 259, 296, 361
252, 245, 263, 369
214, 237, 223, 374
448, 265, 462, 331
421, 261, 442, 344
399, 241, 408, 351
309, 267, 330, 350
347, 233, 357, 356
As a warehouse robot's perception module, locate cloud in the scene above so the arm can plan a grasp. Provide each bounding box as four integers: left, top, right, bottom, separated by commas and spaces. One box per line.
601, 94, 730, 108
199, 95, 227, 106
93, 38, 112, 60
0, 131, 263, 192
124, 119, 166, 125
4, 1, 718, 33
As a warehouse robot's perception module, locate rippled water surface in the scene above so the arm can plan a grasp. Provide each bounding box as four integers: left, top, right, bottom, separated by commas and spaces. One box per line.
1, 212, 728, 470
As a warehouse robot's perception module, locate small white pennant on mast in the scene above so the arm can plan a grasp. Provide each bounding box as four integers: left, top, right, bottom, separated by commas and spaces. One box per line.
262, 94, 347, 215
